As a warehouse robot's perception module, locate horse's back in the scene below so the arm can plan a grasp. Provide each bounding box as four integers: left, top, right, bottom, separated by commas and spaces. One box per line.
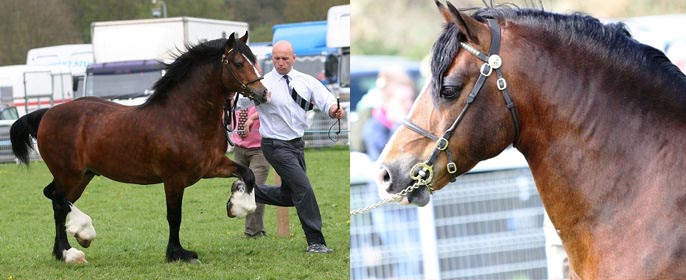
37, 97, 159, 182
39, 97, 133, 143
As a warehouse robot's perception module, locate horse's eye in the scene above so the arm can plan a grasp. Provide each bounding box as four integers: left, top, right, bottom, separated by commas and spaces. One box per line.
234, 62, 244, 68
441, 85, 461, 99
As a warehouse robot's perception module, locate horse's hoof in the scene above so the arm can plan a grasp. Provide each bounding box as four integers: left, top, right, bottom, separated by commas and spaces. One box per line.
63, 248, 88, 264
167, 248, 199, 263
75, 233, 92, 248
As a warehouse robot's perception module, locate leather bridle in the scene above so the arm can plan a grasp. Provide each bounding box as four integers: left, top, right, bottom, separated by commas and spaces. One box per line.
402, 18, 520, 190
221, 49, 264, 101
220, 48, 264, 146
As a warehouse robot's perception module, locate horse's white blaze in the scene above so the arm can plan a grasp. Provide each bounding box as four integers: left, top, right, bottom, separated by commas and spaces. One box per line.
63, 247, 87, 264
242, 53, 261, 77
229, 188, 256, 218
65, 204, 96, 241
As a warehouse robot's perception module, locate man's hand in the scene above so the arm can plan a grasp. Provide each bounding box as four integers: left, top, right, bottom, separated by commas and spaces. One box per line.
328, 106, 345, 119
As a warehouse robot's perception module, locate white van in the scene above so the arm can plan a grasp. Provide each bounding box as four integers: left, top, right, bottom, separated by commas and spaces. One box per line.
0, 64, 73, 116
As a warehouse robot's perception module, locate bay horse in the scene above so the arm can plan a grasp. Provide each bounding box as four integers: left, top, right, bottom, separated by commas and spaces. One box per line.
10, 32, 268, 263
377, 1, 686, 278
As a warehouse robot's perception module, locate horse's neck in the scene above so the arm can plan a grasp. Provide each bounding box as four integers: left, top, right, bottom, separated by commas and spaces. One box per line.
513, 47, 686, 272
157, 64, 226, 125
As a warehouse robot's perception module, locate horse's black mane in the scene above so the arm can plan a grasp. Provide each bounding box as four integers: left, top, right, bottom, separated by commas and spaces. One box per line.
431, 6, 686, 100
140, 37, 256, 107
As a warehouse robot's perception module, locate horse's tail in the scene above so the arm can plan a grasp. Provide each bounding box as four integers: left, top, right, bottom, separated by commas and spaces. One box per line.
10, 108, 49, 165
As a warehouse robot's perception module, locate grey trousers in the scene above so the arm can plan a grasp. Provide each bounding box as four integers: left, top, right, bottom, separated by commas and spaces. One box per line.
232, 145, 270, 236
255, 138, 326, 245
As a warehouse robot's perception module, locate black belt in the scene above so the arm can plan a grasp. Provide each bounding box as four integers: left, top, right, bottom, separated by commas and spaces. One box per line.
262, 137, 302, 144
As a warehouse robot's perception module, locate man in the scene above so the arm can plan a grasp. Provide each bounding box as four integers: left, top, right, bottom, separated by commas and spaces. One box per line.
231, 95, 270, 238
254, 40, 345, 253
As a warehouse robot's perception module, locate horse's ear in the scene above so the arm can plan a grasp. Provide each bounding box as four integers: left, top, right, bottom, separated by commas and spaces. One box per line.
239, 31, 249, 43
443, 1, 490, 45
436, 1, 453, 24
226, 32, 237, 52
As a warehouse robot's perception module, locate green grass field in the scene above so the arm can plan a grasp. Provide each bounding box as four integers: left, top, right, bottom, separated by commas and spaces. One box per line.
0, 147, 349, 280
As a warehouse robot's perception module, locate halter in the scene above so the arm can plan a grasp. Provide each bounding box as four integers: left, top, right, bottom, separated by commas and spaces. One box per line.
220, 48, 263, 146
221, 49, 264, 99
402, 18, 520, 189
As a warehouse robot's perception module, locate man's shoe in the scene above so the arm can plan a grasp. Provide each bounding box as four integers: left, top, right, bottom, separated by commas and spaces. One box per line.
306, 243, 333, 254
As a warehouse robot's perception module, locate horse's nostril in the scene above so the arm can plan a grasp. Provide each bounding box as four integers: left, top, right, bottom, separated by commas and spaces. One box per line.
378, 167, 391, 185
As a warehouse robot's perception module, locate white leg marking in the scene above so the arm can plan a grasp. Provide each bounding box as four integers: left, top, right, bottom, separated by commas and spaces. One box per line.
229, 183, 256, 218
66, 204, 96, 243
62, 248, 87, 264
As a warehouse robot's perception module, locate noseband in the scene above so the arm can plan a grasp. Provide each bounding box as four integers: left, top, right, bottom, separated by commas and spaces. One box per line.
402, 18, 520, 189
221, 50, 264, 98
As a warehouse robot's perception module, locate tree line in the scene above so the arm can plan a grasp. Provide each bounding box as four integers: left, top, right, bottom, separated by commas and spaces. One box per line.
0, 0, 348, 65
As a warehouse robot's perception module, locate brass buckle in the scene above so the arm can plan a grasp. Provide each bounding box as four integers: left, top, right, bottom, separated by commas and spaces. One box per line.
409, 162, 433, 183
435, 138, 449, 151
447, 162, 457, 174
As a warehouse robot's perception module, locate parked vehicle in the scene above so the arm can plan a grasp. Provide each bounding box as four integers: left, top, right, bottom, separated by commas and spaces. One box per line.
0, 64, 73, 116
87, 17, 248, 104
264, 20, 334, 84
83, 60, 165, 106
26, 44, 94, 98
325, 4, 350, 98
91, 17, 248, 64
0, 104, 19, 163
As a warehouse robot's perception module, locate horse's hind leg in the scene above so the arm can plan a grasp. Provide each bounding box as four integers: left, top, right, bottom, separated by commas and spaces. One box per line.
43, 173, 95, 263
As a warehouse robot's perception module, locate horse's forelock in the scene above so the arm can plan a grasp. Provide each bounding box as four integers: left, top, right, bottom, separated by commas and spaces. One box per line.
430, 23, 463, 100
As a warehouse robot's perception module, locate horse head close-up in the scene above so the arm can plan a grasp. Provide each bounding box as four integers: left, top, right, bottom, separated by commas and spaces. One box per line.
220, 32, 270, 105
376, 0, 686, 278
377, 1, 522, 207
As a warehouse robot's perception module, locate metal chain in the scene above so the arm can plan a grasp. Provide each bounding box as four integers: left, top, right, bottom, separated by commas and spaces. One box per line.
350, 179, 429, 216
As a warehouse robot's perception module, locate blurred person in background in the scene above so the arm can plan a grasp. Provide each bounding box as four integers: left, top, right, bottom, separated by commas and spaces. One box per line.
362, 68, 416, 161
359, 67, 423, 278
231, 94, 270, 238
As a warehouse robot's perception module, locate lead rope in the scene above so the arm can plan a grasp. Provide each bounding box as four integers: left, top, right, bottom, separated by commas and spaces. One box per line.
223, 93, 239, 146
350, 178, 431, 216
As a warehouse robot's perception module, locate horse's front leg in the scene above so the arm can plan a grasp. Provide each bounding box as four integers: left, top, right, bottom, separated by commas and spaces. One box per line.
205, 157, 256, 218
163, 182, 198, 262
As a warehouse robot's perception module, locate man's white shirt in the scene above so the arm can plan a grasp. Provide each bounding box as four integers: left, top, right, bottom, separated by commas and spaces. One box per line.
256, 68, 336, 140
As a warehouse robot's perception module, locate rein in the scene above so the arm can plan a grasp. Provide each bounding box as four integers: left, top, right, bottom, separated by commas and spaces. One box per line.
220, 48, 263, 146
403, 18, 520, 188
223, 93, 240, 146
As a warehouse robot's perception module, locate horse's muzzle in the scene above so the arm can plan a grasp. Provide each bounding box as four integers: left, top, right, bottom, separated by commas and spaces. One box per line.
377, 163, 432, 207
250, 88, 270, 105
